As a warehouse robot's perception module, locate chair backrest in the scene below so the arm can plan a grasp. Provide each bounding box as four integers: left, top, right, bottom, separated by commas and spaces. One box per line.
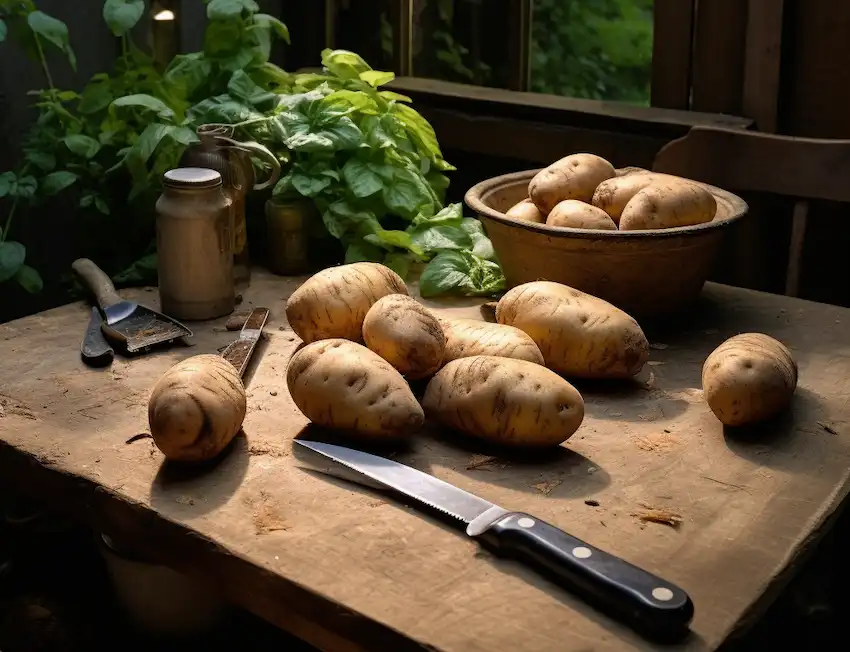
652, 124, 850, 297
653, 124, 850, 203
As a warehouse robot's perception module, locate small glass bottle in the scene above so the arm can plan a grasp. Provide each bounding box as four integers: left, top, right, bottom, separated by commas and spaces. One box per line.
156, 168, 235, 320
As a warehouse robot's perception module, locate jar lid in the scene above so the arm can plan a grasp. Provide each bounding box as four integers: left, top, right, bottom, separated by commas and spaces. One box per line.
164, 167, 222, 188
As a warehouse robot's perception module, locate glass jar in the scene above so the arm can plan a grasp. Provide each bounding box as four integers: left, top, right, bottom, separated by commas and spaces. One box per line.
265, 197, 313, 275
156, 168, 235, 320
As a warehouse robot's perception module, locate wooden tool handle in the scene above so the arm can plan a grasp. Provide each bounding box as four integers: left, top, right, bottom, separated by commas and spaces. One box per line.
72, 258, 122, 309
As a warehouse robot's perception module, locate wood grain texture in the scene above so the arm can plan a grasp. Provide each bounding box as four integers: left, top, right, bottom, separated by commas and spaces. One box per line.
743, 0, 785, 133
2, 272, 850, 651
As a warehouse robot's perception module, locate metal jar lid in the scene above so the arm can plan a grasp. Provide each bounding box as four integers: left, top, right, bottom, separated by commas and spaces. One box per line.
164, 167, 222, 189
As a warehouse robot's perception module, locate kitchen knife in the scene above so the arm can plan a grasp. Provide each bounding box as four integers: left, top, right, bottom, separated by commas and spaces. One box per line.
295, 440, 694, 638
220, 307, 269, 377
80, 306, 114, 367
71, 258, 193, 354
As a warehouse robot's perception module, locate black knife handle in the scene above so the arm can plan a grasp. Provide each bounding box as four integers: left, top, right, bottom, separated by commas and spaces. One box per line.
81, 307, 114, 367
72, 258, 122, 309
475, 512, 694, 637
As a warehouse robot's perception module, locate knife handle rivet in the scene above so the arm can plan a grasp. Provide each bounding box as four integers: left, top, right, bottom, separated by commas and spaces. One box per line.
572, 546, 592, 559
652, 587, 674, 601
517, 517, 535, 528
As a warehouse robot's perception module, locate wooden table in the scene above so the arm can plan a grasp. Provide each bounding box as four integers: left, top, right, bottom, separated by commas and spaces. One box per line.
1, 271, 849, 652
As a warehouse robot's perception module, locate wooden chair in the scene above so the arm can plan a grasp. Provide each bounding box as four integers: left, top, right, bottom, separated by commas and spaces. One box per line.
653, 124, 850, 296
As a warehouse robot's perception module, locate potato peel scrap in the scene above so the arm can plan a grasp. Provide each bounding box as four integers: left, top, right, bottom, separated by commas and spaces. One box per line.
631, 503, 683, 528
531, 479, 562, 495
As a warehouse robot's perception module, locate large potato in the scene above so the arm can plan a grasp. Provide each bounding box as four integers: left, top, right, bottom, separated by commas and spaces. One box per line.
529, 153, 616, 214
505, 198, 545, 223
148, 354, 246, 462
285, 262, 408, 344
591, 172, 663, 224
362, 294, 446, 380
547, 199, 617, 230
496, 281, 649, 378
702, 333, 798, 426
619, 179, 717, 231
423, 356, 585, 447
440, 318, 544, 366
287, 339, 424, 438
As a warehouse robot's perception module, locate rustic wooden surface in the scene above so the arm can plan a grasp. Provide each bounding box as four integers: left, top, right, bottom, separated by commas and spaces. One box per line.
1, 271, 850, 652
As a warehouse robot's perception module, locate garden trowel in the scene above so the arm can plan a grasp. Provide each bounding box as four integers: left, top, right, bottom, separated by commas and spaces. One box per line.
72, 258, 193, 356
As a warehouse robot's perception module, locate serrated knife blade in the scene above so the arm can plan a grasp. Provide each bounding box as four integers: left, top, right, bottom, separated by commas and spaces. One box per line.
295, 439, 695, 640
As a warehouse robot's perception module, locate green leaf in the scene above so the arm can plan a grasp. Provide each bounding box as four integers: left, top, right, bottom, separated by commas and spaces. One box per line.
78, 81, 114, 114
166, 126, 199, 146
163, 53, 214, 101
321, 117, 363, 150
79, 194, 94, 208
207, 0, 259, 20
64, 134, 101, 159
95, 196, 110, 215
364, 229, 418, 252
0, 19, 6, 43
379, 90, 413, 103
135, 123, 172, 163
113, 253, 158, 284
392, 103, 443, 159
227, 70, 276, 107
322, 201, 381, 239
419, 251, 505, 298
203, 18, 244, 57
103, 0, 145, 37
25, 151, 56, 172
41, 171, 78, 195
342, 158, 383, 198
0, 241, 26, 283
254, 13, 290, 43
15, 264, 42, 293
383, 168, 434, 219
0, 172, 15, 198
28, 11, 76, 71
383, 251, 411, 279
324, 89, 378, 114
409, 224, 471, 254
321, 49, 371, 80
291, 172, 332, 198
345, 241, 384, 264
12, 176, 37, 199
411, 202, 463, 227
360, 70, 395, 87
461, 218, 497, 260
111, 94, 175, 121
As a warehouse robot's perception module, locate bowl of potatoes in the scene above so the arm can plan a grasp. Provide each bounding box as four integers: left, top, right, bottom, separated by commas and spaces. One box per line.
464, 154, 748, 319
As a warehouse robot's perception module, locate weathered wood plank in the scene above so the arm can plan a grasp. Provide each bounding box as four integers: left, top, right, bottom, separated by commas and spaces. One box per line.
651, 0, 696, 110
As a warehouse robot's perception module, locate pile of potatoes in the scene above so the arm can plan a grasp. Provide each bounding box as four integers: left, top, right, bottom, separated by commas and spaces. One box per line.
284, 262, 651, 449
506, 153, 718, 232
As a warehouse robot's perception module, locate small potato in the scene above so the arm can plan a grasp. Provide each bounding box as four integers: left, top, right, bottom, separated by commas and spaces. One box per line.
547, 200, 617, 230
148, 354, 246, 462
422, 355, 585, 447
285, 262, 408, 344
496, 281, 649, 378
287, 339, 424, 438
619, 180, 717, 231
440, 318, 544, 365
362, 294, 446, 380
505, 198, 545, 223
702, 333, 798, 426
529, 153, 616, 214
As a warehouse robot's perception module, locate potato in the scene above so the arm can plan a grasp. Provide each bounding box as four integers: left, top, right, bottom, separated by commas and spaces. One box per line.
440, 318, 544, 366
619, 179, 717, 231
148, 354, 246, 462
287, 339, 424, 438
702, 333, 798, 426
422, 356, 585, 447
505, 198, 545, 223
285, 262, 408, 344
496, 281, 649, 378
362, 294, 446, 380
529, 153, 616, 214
591, 172, 661, 224
546, 199, 617, 230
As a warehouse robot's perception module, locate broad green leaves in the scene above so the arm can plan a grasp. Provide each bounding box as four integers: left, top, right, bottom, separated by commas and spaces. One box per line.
111, 94, 176, 120
103, 0, 145, 37
0, 173, 36, 200
0, 19, 7, 43
342, 159, 382, 198
15, 264, 43, 293
207, 0, 260, 20
321, 49, 371, 80
41, 171, 78, 195
420, 250, 505, 298
27, 11, 76, 71
0, 242, 26, 283
64, 134, 101, 159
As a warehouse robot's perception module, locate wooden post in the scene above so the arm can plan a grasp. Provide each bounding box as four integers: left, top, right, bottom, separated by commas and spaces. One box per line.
507, 0, 532, 91
650, 0, 696, 109
743, 0, 785, 132
690, 0, 748, 114
388, 0, 413, 76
